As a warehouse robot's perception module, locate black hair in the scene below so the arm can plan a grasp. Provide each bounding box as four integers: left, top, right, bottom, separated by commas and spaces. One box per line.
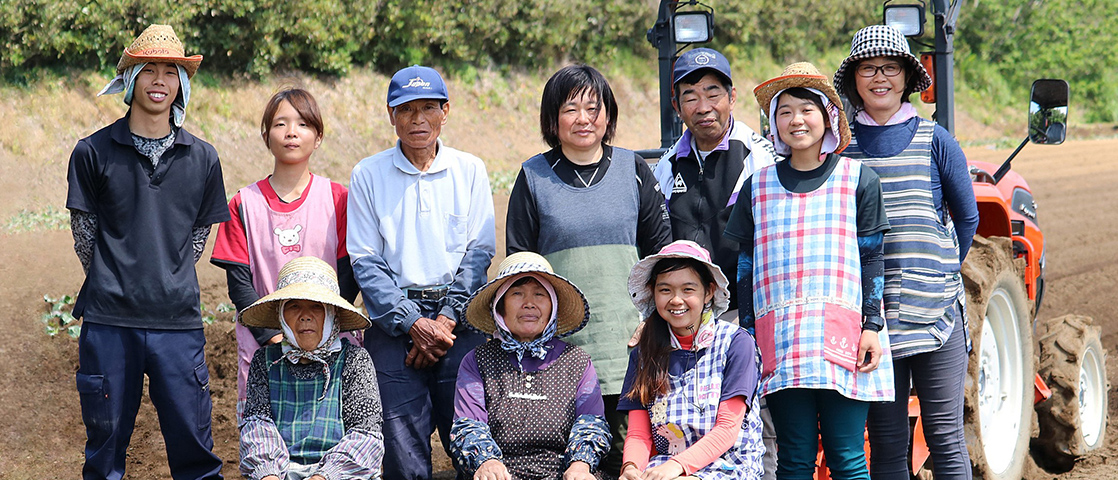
494, 276, 544, 317
777, 87, 828, 113
841, 56, 921, 111
539, 64, 618, 149
674, 69, 733, 106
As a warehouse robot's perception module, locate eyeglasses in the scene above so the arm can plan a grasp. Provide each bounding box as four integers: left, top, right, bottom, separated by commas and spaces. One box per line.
856, 63, 903, 78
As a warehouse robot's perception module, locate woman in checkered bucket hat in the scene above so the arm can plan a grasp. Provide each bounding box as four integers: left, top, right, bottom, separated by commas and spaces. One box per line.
616, 241, 765, 479
835, 24, 980, 480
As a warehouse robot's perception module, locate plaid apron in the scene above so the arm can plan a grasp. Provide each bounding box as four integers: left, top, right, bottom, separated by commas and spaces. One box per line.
646, 321, 765, 479
265, 342, 347, 465
751, 157, 894, 402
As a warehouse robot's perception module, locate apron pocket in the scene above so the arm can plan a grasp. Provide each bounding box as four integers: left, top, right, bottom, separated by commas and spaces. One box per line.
822, 303, 861, 371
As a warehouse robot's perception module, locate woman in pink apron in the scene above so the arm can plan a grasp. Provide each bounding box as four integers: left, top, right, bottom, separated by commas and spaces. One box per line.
211, 88, 359, 419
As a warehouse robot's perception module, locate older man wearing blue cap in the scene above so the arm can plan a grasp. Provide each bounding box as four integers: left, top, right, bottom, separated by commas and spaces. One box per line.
652, 47, 779, 479
347, 65, 496, 479
654, 48, 776, 322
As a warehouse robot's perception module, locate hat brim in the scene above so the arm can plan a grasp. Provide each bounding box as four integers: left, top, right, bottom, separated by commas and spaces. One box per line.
464, 270, 589, 339
387, 93, 449, 108
117, 51, 203, 78
628, 251, 730, 320
753, 74, 852, 153
239, 283, 370, 332
832, 51, 932, 100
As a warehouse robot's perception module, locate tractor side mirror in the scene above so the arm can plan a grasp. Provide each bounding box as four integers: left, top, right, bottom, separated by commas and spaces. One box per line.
1028, 79, 1069, 145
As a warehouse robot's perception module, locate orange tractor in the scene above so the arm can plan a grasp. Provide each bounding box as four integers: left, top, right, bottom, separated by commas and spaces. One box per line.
642, 1, 1109, 479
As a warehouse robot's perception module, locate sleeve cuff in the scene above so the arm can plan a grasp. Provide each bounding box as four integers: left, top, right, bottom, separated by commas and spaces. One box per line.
396, 301, 423, 336
862, 315, 884, 332
438, 304, 460, 324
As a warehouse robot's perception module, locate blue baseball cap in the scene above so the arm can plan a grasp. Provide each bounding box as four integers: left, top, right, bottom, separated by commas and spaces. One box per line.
386, 65, 449, 107
672, 48, 732, 87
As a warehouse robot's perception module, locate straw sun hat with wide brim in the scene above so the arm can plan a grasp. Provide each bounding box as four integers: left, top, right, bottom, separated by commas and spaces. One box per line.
753, 62, 851, 153
464, 252, 589, 338
239, 257, 370, 332
628, 240, 730, 320
116, 24, 203, 78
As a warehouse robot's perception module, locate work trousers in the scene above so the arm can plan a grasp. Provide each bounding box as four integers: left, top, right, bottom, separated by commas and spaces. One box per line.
867, 311, 971, 480
365, 300, 486, 480
76, 323, 223, 480
767, 388, 871, 480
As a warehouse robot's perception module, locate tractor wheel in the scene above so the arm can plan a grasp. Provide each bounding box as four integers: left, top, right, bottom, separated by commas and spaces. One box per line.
962, 235, 1035, 480
1034, 314, 1110, 471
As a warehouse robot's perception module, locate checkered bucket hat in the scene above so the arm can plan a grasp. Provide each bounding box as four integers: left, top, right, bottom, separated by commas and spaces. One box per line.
833, 25, 932, 95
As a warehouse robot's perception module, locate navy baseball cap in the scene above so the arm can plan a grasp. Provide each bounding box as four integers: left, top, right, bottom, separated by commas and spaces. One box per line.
387, 65, 449, 107
672, 48, 732, 86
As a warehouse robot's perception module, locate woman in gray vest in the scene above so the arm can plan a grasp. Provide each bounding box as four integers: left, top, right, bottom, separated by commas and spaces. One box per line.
449, 252, 610, 479
505, 64, 673, 477
833, 25, 980, 480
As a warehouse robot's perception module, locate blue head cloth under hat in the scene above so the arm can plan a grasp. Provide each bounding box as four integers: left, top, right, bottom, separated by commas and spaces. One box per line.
387, 65, 449, 108
672, 48, 733, 87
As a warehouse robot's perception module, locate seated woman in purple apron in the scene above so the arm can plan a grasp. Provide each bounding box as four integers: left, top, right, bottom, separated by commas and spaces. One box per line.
450, 251, 611, 480
238, 256, 383, 480
618, 240, 765, 480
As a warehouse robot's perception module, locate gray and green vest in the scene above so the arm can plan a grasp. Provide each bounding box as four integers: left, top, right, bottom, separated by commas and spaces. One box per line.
844, 118, 965, 358
522, 148, 642, 395
264, 342, 347, 465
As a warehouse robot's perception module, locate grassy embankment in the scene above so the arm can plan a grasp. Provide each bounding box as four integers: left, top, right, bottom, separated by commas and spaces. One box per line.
0, 51, 1094, 234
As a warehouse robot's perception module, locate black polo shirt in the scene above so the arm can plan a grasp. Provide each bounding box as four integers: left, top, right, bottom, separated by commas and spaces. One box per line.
66, 114, 230, 329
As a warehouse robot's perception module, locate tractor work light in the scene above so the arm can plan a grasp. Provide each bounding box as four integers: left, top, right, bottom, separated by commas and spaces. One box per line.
673, 10, 713, 44
884, 1, 926, 37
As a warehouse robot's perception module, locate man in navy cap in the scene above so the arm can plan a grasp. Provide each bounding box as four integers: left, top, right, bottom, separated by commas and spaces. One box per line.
652, 47, 778, 479
654, 47, 776, 321
347, 65, 496, 479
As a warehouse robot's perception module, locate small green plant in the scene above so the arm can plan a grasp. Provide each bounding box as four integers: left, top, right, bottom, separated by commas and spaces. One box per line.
5, 206, 70, 234
201, 301, 236, 325
41, 293, 80, 338
489, 169, 519, 195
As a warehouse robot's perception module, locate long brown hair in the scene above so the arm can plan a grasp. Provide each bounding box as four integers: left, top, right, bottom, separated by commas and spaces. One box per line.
625, 257, 715, 405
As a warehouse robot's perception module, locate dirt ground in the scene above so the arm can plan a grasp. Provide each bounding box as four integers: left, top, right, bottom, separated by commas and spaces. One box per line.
1, 136, 1116, 479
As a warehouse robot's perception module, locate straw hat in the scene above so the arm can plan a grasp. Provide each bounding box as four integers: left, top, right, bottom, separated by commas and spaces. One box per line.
753, 62, 851, 152
464, 252, 589, 338
628, 240, 730, 320
239, 257, 370, 332
116, 25, 203, 78
833, 24, 932, 95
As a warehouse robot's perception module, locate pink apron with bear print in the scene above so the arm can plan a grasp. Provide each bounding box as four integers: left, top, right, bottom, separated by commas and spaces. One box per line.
234, 175, 346, 415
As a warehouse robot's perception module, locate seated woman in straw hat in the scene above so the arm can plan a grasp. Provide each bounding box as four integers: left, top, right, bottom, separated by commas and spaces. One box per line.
449, 252, 611, 480
238, 256, 383, 480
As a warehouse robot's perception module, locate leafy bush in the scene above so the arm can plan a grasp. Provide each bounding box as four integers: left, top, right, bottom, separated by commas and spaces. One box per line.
2, 0, 1115, 121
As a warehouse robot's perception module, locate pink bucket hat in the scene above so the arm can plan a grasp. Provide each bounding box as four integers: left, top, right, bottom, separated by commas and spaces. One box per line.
627, 240, 731, 320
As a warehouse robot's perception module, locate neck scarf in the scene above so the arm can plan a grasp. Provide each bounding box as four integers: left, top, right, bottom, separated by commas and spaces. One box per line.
767, 87, 842, 157
272, 299, 343, 400
491, 273, 560, 365
97, 63, 192, 127
856, 102, 918, 127
668, 309, 717, 351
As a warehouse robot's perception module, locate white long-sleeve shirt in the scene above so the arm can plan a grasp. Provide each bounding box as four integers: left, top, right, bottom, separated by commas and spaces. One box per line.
347, 140, 496, 336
